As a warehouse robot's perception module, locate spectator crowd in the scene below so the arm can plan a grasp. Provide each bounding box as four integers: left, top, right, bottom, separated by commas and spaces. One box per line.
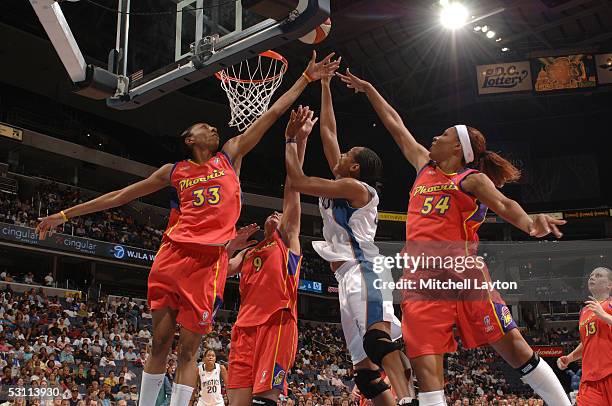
0, 182, 164, 251
0, 269, 582, 405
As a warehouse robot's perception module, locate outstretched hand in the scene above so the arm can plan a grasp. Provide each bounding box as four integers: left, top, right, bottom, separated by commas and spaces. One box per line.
528, 214, 566, 238
336, 68, 370, 93
321, 56, 342, 86
226, 223, 260, 256
285, 106, 319, 141
35, 213, 67, 240
304, 51, 341, 82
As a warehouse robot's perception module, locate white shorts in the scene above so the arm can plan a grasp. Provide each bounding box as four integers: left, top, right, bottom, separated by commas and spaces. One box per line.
335, 260, 402, 365
197, 399, 224, 406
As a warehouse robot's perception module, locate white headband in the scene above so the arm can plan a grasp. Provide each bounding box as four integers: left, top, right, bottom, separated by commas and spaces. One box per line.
455, 125, 474, 164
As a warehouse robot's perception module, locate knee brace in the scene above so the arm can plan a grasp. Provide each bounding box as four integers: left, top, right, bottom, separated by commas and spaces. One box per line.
363, 329, 400, 367
252, 397, 277, 406
354, 369, 390, 400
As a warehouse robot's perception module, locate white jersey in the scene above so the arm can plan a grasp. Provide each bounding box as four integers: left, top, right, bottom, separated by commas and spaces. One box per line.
197, 363, 223, 406
312, 182, 380, 263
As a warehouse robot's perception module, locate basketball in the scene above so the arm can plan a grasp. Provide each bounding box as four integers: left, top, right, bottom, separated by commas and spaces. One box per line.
299, 18, 331, 44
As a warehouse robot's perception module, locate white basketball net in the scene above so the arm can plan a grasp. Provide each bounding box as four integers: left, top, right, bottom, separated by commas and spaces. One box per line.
217, 52, 288, 132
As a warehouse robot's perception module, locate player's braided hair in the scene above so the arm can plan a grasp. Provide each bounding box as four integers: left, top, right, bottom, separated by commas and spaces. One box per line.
179, 123, 202, 157
354, 147, 383, 195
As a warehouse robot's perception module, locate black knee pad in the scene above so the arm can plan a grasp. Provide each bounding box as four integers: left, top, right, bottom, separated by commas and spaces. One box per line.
516, 352, 540, 376
363, 329, 400, 367
354, 369, 390, 399
252, 396, 277, 406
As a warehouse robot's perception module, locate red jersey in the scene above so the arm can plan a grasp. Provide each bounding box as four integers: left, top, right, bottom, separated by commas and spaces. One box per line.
164, 152, 241, 246
406, 161, 487, 244
235, 230, 301, 327
579, 298, 612, 382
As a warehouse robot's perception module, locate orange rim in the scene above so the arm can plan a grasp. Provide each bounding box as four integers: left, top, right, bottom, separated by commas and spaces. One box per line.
215, 50, 288, 84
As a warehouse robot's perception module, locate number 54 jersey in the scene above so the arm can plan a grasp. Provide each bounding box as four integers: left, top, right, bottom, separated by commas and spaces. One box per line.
166, 152, 241, 246
406, 161, 487, 244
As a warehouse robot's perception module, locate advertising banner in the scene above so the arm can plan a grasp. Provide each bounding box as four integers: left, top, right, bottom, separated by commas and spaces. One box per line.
531, 346, 564, 358
476, 61, 533, 94
0, 222, 156, 266
595, 53, 612, 84
298, 279, 323, 294
533, 54, 596, 92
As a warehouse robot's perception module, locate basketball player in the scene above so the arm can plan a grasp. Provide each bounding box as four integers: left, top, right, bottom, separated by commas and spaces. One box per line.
337, 69, 571, 406
558, 267, 612, 405
35, 51, 340, 406
224, 107, 310, 406
285, 102, 413, 406
196, 349, 227, 406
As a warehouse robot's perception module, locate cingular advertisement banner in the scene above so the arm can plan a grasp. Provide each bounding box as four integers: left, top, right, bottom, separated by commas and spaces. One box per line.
0, 222, 156, 266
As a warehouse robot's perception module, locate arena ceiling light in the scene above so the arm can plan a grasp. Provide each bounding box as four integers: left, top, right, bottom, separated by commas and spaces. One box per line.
440, 2, 469, 30
486, 30, 496, 39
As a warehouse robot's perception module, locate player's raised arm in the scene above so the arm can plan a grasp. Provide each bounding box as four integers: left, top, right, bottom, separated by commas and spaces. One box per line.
279, 107, 311, 254
337, 69, 430, 170
222, 51, 340, 169
35, 163, 174, 240
285, 106, 368, 204
461, 173, 566, 238
320, 58, 342, 173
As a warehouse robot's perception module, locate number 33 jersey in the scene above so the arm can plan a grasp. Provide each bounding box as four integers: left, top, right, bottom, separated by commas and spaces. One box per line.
165, 152, 241, 246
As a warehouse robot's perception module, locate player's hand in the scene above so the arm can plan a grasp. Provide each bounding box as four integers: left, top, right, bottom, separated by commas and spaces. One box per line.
304, 51, 341, 82
336, 68, 370, 93
35, 213, 67, 240
528, 214, 566, 238
226, 223, 259, 255
286, 106, 318, 141
585, 296, 607, 319
556, 355, 570, 370
321, 56, 341, 86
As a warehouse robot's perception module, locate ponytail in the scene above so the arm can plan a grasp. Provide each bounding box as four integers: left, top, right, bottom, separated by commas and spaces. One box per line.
466, 127, 521, 187
477, 150, 520, 187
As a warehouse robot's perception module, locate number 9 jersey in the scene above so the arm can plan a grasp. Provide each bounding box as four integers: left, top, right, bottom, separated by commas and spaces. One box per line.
165, 152, 241, 246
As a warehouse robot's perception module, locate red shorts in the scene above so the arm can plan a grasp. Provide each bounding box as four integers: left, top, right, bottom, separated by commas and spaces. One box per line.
577, 374, 612, 406
401, 299, 517, 358
147, 241, 228, 335
227, 310, 298, 395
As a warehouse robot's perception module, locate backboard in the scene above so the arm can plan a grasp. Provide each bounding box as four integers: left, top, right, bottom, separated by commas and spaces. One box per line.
29, 0, 329, 110
111, 0, 329, 109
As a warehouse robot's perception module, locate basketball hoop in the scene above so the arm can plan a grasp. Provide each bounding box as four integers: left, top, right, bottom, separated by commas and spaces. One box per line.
215, 50, 288, 132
